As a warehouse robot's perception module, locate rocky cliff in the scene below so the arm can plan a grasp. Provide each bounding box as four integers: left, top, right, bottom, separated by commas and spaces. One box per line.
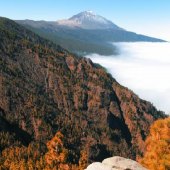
0, 17, 166, 164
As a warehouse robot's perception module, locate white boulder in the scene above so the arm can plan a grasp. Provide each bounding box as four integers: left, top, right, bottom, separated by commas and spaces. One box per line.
85, 162, 113, 170
85, 156, 148, 170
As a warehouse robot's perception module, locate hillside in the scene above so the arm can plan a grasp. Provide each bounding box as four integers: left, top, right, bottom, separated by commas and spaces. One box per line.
16, 11, 165, 55
0, 17, 167, 166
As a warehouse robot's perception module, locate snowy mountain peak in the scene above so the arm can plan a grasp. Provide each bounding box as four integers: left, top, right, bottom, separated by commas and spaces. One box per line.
85, 10, 95, 14
77, 10, 97, 17
82, 10, 96, 15
57, 11, 122, 30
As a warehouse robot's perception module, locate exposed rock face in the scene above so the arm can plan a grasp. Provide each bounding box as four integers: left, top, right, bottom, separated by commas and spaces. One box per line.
102, 156, 147, 170
0, 17, 166, 163
86, 162, 113, 170
86, 156, 148, 170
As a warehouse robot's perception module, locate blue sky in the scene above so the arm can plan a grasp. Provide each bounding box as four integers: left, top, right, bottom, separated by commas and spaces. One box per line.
0, 0, 170, 40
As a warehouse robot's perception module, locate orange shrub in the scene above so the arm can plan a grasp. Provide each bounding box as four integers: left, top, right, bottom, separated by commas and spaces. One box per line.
139, 117, 170, 170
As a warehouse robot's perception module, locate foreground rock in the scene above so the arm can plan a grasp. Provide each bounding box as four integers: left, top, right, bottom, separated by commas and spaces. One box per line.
86, 156, 148, 170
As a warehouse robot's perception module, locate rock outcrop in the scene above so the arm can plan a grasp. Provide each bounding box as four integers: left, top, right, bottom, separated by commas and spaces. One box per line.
86, 156, 147, 170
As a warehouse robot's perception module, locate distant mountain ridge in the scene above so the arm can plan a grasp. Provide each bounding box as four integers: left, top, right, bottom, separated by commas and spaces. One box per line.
16, 11, 165, 55
57, 11, 123, 30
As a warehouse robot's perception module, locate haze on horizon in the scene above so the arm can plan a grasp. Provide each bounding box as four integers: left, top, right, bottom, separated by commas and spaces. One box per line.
0, 0, 170, 41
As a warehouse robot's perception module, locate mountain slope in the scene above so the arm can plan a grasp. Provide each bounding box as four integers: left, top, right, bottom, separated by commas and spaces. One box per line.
57, 11, 123, 30
0, 17, 166, 165
16, 11, 165, 55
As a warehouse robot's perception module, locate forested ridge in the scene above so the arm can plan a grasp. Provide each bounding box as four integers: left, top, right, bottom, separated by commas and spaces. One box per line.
0, 17, 167, 169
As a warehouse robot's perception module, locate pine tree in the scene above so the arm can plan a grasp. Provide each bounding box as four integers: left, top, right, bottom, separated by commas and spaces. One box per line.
78, 150, 88, 170
139, 117, 170, 170
45, 131, 69, 170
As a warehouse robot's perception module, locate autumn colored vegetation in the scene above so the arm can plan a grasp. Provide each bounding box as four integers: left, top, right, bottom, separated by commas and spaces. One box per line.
0, 131, 88, 170
139, 117, 170, 170
0, 17, 167, 170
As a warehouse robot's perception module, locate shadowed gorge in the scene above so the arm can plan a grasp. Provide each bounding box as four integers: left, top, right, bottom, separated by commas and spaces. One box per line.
0, 17, 167, 167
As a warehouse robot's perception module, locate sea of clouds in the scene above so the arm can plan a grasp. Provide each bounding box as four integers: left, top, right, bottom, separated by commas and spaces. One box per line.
86, 42, 170, 114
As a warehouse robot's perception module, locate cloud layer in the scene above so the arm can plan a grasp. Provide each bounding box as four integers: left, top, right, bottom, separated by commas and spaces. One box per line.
86, 42, 170, 114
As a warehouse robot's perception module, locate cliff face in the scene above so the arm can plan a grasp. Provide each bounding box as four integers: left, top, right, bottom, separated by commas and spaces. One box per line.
0, 17, 166, 163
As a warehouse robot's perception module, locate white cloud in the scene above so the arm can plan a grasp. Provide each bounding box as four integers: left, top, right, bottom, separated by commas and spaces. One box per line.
86, 42, 170, 114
